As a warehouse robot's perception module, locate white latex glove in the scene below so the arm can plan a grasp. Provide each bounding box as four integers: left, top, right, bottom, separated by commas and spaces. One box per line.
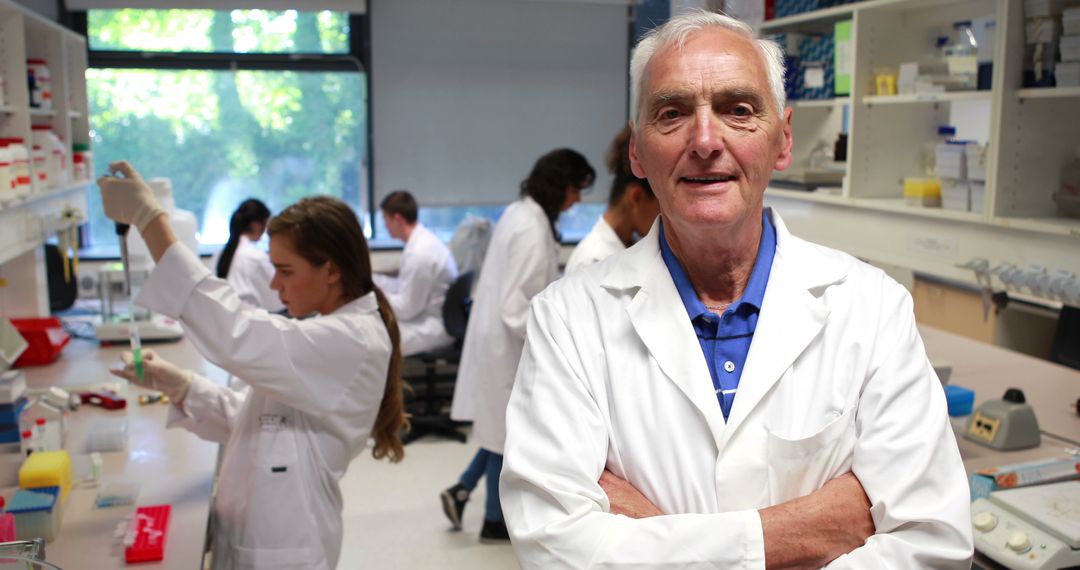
97, 161, 167, 232
110, 348, 192, 403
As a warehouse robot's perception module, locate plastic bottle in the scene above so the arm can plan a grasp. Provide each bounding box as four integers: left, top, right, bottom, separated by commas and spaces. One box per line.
0, 141, 13, 203
7, 138, 31, 198
34, 418, 47, 451
21, 430, 34, 456
72, 143, 93, 180
31, 126, 67, 188
943, 21, 978, 90
1062, 147, 1080, 196
26, 59, 52, 109
31, 146, 47, 192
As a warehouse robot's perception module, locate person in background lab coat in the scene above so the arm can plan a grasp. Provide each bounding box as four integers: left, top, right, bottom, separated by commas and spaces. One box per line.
500, 12, 973, 569
100, 162, 409, 570
210, 198, 285, 312
564, 126, 661, 274
374, 190, 459, 356
443, 148, 595, 542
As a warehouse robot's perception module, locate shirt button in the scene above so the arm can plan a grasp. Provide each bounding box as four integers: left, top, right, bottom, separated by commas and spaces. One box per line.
723, 360, 735, 373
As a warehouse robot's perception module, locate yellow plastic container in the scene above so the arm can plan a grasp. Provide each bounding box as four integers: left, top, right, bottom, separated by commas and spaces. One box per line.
19, 450, 72, 504
903, 177, 942, 207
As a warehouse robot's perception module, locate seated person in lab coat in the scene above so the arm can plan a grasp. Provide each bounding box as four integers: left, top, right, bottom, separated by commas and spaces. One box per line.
565, 126, 661, 274
100, 162, 409, 570
374, 190, 459, 356
500, 12, 973, 569
210, 198, 285, 312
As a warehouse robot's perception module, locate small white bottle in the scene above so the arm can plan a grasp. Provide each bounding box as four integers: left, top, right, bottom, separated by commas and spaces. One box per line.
8, 138, 31, 198
0, 140, 13, 203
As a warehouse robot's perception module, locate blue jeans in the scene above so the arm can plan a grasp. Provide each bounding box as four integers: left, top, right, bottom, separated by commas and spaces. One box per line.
459, 448, 504, 523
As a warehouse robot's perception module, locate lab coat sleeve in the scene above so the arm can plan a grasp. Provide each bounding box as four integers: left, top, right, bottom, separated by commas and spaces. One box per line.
501, 296, 766, 569
137, 243, 373, 418
166, 372, 246, 444
825, 277, 973, 569
498, 227, 556, 340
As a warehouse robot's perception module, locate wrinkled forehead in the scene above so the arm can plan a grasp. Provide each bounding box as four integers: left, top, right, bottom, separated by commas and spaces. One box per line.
642, 27, 769, 98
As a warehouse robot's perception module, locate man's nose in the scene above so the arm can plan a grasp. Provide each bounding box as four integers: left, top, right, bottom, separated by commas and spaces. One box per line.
688, 108, 724, 160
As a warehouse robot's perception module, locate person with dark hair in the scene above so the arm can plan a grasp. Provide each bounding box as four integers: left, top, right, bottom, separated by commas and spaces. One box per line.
374, 190, 459, 356
565, 126, 661, 274
209, 198, 283, 312
441, 148, 594, 543
99, 161, 409, 570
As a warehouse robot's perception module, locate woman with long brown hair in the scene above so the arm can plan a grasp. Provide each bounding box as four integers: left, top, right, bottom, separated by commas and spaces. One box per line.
102, 161, 407, 570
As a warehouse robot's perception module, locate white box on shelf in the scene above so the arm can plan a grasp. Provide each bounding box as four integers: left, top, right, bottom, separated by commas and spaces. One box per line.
1061, 35, 1080, 61
936, 143, 968, 180
1025, 0, 1067, 18
971, 182, 986, 213
942, 180, 971, 211
1065, 7, 1080, 34
1057, 61, 1080, 85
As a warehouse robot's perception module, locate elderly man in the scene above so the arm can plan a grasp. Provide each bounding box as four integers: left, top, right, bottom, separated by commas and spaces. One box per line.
374, 190, 458, 356
500, 11, 972, 569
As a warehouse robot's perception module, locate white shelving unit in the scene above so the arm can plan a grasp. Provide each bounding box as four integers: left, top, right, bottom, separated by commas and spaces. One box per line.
759, 0, 1080, 302
0, 0, 90, 317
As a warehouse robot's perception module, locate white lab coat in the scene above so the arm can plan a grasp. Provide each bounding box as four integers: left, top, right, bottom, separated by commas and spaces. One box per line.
137, 243, 392, 570
564, 215, 625, 275
501, 210, 973, 569
373, 224, 458, 356
209, 235, 285, 312
450, 196, 560, 454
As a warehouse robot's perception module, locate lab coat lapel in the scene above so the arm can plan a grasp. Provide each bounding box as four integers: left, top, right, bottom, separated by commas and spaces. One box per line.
602, 222, 726, 445
720, 212, 834, 445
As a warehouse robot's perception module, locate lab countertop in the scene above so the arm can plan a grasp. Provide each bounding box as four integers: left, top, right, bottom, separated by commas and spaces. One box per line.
20, 337, 225, 570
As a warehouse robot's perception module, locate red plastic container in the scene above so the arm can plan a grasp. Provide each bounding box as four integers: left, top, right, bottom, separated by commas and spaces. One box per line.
125, 505, 170, 563
0, 511, 14, 542
10, 318, 69, 367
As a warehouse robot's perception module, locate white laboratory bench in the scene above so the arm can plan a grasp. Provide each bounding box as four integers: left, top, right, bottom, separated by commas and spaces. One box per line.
19, 337, 225, 570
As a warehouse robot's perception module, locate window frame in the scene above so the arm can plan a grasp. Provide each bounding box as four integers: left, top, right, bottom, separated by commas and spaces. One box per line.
65, 9, 375, 258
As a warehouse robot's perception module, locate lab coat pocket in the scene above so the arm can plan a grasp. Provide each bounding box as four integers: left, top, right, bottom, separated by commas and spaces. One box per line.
766, 408, 856, 504
235, 544, 315, 569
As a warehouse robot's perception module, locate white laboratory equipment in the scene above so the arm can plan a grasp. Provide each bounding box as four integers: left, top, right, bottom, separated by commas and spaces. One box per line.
971, 480, 1080, 570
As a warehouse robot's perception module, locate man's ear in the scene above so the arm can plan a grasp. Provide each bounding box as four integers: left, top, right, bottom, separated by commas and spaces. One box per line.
629, 123, 648, 179
773, 107, 794, 171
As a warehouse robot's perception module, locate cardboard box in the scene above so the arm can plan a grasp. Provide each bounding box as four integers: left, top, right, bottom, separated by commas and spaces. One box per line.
834, 20, 853, 95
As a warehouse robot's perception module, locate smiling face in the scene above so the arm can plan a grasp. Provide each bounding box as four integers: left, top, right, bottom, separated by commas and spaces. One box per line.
269, 232, 341, 317
629, 27, 792, 234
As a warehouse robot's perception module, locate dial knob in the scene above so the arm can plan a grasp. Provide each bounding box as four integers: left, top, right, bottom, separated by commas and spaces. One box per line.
1006, 532, 1031, 553
973, 512, 997, 532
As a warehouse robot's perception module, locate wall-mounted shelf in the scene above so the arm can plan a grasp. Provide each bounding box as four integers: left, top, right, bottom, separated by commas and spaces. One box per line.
67, 110, 81, 118
28, 108, 56, 117
862, 91, 992, 105
849, 197, 985, 223
992, 216, 1080, 238
789, 97, 851, 109
1017, 87, 1080, 100
0, 105, 16, 114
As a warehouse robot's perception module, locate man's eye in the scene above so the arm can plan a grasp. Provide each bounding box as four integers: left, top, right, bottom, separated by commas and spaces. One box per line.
731, 105, 753, 117
659, 108, 681, 120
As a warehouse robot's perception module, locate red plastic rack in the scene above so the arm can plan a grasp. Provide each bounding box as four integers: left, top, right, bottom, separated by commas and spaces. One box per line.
125, 505, 171, 564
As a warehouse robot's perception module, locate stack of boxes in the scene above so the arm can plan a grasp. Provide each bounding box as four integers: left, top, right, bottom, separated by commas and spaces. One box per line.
1023, 0, 1080, 87
1060, 7, 1080, 86
774, 0, 858, 19
768, 32, 836, 101
938, 140, 987, 213
12, 450, 73, 542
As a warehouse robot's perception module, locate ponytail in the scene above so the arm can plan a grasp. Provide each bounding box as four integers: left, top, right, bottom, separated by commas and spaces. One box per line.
217, 198, 272, 279
371, 286, 409, 462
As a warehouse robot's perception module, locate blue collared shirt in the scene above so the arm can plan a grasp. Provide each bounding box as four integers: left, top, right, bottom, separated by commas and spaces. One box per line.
658, 213, 776, 421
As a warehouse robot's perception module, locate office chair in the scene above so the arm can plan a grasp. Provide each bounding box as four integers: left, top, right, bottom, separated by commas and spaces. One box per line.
402, 271, 474, 444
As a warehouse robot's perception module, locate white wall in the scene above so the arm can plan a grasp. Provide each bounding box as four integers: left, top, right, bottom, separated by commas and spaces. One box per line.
11, 0, 56, 20
370, 0, 630, 207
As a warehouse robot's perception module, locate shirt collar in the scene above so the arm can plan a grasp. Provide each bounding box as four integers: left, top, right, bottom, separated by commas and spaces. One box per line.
658, 212, 776, 321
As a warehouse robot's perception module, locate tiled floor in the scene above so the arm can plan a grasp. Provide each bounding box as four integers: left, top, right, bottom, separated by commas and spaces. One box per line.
339, 431, 520, 569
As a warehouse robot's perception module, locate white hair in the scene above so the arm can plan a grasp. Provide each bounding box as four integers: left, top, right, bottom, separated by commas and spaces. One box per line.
629, 10, 787, 124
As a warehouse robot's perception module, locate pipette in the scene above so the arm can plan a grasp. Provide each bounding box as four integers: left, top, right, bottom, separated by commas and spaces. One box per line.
115, 212, 143, 382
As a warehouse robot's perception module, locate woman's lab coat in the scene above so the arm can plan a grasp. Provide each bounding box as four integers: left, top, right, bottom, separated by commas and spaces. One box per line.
500, 210, 973, 568
209, 235, 285, 312
450, 196, 560, 454
373, 223, 458, 356
564, 215, 624, 275
136, 243, 392, 570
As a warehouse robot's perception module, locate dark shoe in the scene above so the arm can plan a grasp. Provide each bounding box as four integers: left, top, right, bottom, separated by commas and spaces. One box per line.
479, 519, 510, 543
440, 484, 469, 530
